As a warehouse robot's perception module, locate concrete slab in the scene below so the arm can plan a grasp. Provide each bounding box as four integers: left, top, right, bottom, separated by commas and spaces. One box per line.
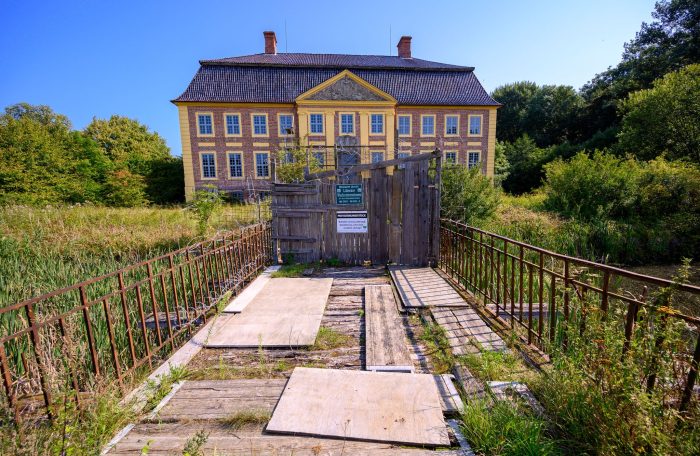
266, 367, 450, 447
222, 265, 281, 313
205, 278, 333, 347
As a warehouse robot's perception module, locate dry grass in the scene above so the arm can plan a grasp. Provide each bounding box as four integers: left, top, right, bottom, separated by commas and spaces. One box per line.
221, 409, 271, 430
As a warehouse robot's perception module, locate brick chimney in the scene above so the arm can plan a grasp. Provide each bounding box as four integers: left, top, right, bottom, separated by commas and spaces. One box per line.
397, 36, 412, 58
263, 31, 277, 54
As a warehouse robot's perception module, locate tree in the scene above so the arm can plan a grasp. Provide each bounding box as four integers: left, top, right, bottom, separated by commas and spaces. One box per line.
275, 142, 322, 183
580, 0, 700, 139
618, 64, 700, 162
491, 82, 538, 143
501, 135, 552, 194
0, 104, 110, 204
84, 115, 180, 203
441, 165, 500, 225
523, 85, 584, 147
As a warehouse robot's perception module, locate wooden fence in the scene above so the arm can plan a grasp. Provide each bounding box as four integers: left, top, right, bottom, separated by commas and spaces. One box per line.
439, 219, 700, 411
0, 223, 272, 420
272, 151, 442, 265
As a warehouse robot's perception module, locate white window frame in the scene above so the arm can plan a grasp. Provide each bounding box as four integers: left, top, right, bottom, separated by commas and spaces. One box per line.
255, 152, 270, 178
224, 113, 241, 137
370, 151, 384, 163
468, 114, 483, 137
200, 152, 217, 179
370, 113, 384, 135
251, 113, 268, 137
445, 151, 458, 164
421, 115, 436, 137
445, 115, 459, 136
196, 112, 214, 137
278, 114, 294, 136
397, 114, 412, 137
340, 112, 355, 135
309, 113, 324, 134
467, 150, 481, 169
227, 151, 244, 179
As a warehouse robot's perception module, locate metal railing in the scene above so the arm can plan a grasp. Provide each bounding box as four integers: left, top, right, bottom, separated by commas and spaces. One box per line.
439, 219, 700, 411
0, 223, 272, 419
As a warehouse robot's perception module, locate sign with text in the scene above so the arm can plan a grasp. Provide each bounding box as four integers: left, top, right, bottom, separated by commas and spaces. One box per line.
335, 184, 363, 205
336, 211, 368, 233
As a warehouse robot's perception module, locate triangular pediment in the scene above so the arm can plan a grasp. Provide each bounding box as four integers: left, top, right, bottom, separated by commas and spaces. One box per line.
296, 70, 396, 104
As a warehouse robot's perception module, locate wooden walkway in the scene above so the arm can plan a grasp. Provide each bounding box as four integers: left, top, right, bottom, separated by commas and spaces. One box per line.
365, 284, 414, 372
390, 267, 469, 308
432, 307, 507, 354
106, 267, 468, 455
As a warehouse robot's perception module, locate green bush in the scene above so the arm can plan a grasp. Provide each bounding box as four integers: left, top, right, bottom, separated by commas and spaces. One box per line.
188, 186, 222, 235
441, 164, 500, 225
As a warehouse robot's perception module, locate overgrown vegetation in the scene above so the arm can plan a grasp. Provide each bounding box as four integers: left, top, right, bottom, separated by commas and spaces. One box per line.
0, 104, 183, 206
187, 186, 223, 235
0, 204, 264, 307
441, 164, 500, 225
312, 326, 353, 350
222, 409, 271, 430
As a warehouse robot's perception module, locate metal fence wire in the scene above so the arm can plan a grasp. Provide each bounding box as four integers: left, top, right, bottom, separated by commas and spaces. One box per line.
0, 222, 272, 420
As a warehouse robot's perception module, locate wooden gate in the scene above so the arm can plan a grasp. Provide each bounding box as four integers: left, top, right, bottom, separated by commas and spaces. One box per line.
271, 150, 441, 266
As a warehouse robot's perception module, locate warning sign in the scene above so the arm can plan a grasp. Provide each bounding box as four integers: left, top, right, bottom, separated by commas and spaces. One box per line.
336, 211, 368, 233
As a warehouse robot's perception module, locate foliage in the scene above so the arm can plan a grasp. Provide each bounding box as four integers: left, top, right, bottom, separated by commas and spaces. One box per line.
580, 0, 700, 140
501, 135, 553, 194
222, 409, 271, 430
441, 164, 500, 225
460, 399, 560, 456
312, 326, 353, 350
493, 141, 510, 188
543, 151, 640, 221
182, 429, 209, 456
491, 81, 539, 143
618, 64, 700, 162
188, 186, 223, 235
0, 104, 182, 206
275, 142, 322, 183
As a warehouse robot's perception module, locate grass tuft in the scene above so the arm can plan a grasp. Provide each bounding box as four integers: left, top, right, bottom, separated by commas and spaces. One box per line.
312, 326, 352, 350
222, 409, 271, 430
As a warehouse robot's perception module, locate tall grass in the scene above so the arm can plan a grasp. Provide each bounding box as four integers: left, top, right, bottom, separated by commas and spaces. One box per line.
0, 204, 266, 307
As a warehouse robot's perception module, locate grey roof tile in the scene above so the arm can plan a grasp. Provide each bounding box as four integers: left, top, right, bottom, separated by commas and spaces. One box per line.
175, 53, 499, 106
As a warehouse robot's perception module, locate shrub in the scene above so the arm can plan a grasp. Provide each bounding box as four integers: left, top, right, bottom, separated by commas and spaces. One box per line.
441, 164, 500, 225
275, 142, 321, 183
101, 168, 147, 207
188, 186, 222, 235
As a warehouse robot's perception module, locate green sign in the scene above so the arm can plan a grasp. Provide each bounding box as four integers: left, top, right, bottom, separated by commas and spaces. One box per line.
336, 184, 363, 205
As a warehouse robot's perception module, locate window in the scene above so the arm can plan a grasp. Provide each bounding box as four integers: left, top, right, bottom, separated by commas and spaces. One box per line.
225, 114, 240, 136
228, 152, 242, 178
398, 115, 411, 136
421, 115, 435, 136
310, 114, 324, 134
252, 114, 267, 136
468, 151, 480, 169
282, 149, 294, 164
397, 151, 410, 169
197, 114, 213, 135
227, 191, 244, 203
340, 113, 354, 134
279, 114, 293, 135
201, 153, 216, 178
370, 114, 384, 134
255, 153, 269, 177
469, 115, 482, 136
371, 151, 384, 163
445, 152, 457, 164
313, 151, 325, 166
445, 115, 459, 136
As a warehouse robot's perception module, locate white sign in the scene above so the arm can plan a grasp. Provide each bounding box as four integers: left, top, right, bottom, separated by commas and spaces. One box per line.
337, 211, 368, 233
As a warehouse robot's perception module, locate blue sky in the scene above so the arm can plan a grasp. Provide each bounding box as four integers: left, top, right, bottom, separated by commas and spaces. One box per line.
1, 0, 655, 156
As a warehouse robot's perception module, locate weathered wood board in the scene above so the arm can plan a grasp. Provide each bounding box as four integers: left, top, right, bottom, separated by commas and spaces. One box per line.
389, 267, 468, 308
432, 307, 507, 354
205, 278, 333, 347
154, 379, 286, 421
433, 374, 464, 415
266, 367, 450, 447
105, 423, 461, 455
222, 265, 281, 313
365, 285, 414, 373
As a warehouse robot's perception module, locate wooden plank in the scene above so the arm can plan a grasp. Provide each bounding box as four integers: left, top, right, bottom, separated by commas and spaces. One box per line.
222, 265, 280, 313
305, 150, 440, 180
105, 423, 461, 455
205, 278, 332, 347
266, 367, 450, 447
388, 168, 403, 263
365, 285, 414, 373
389, 267, 467, 308
155, 379, 287, 421
433, 374, 464, 415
